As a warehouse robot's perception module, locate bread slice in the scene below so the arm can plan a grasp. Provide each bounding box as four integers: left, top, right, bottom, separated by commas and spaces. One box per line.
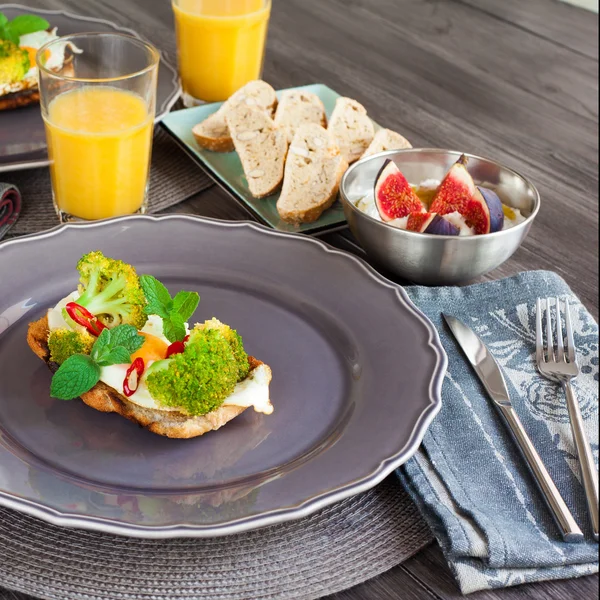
277, 124, 349, 224
362, 128, 412, 158
226, 104, 289, 198
27, 315, 271, 440
328, 97, 375, 164
192, 80, 277, 152
274, 90, 327, 143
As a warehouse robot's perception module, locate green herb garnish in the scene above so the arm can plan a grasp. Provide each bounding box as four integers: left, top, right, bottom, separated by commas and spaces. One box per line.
50, 324, 144, 400
139, 275, 200, 343
0, 12, 50, 45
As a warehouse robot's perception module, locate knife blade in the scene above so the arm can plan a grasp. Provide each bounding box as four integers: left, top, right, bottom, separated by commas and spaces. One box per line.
443, 313, 584, 543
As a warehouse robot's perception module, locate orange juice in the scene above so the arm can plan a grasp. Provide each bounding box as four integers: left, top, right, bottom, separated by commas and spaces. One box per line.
44, 87, 153, 221
173, 0, 270, 103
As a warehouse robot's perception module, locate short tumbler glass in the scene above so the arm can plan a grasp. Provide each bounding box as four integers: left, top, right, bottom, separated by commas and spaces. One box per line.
37, 33, 159, 222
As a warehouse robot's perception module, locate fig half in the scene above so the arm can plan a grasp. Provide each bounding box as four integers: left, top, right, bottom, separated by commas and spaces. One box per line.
374, 159, 424, 222
406, 212, 460, 236
430, 155, 493, 234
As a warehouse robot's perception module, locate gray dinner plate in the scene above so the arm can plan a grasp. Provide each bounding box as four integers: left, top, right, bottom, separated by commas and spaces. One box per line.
0, 3, 181, 173
0, 215, 446, 538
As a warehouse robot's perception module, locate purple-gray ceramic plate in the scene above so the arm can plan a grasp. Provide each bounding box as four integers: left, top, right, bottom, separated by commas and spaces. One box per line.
0, 215, 446, 538
0, 4, 181, 174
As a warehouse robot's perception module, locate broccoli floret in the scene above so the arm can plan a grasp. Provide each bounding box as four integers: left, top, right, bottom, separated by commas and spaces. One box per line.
146, 328, 239, 416
75, 251, 147, 330
0, 40, 30, 85
192, 318, 250, 382
48, 328, 95, 365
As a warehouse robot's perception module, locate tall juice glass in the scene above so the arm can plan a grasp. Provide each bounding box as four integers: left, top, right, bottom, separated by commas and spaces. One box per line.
37, 33, 159, 222
172, 0, 271, 105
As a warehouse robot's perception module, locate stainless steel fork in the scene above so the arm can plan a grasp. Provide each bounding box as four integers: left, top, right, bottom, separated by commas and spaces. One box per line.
536, 297, 599, 540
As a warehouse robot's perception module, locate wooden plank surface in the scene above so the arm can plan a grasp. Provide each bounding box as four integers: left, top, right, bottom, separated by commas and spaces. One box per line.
1, 0, 598, 599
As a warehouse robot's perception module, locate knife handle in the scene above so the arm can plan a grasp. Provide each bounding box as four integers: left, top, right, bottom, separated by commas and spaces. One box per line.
498, 405, 584, 542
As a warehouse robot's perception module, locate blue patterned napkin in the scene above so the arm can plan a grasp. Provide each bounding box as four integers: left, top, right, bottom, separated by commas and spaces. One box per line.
399, 271, 599, 594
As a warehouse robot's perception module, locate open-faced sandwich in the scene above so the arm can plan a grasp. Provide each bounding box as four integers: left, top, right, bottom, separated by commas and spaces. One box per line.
0, 11, 80, 110
27, 252, 273, 439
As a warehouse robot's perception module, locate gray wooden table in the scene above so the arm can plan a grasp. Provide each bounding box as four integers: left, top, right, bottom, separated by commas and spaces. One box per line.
1, 0, 598, 599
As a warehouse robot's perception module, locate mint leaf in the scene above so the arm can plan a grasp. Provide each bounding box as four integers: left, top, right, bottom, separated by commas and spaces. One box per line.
163, 313, 186, 344
91, 325, 144, 366
99, 346, 132, 367
1, 27, 19, 45
8, 14, 49, 36
51, 355, 100, 400
0, 13, 8, 27
172, 291, 199, 322
109, 324, 144, 354
140, 275, 172, 318
90, 328, 111, 362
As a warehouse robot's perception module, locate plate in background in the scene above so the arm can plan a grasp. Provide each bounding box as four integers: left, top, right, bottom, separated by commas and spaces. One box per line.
161, 84, 380, 234
0, 3, 181, 174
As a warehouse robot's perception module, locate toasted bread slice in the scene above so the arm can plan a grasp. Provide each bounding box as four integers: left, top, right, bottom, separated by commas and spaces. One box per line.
226, 104, 289, 198
192, 80, 278, 152
362, 128, 412, 158
27, 315, 270, 439
274, 90, 327, 143
328, 97, 374, 164
277, 124, 348, 224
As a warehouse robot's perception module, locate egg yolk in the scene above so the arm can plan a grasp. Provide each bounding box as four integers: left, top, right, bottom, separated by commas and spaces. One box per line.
22, 47, 50, 68
131, 332, 169, 363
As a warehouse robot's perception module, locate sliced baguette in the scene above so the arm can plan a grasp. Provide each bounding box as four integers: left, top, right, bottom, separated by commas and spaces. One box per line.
328, 97, 375, 164
226, 104, 289, 198
192, 80, 277, 152
277, 124, 349, 224
274, 90, 327, 143
362, 128, 413, 158
27, 315, 270, 440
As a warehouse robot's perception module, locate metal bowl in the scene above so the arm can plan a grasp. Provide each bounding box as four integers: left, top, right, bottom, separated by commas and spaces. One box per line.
340, 149, 540, 285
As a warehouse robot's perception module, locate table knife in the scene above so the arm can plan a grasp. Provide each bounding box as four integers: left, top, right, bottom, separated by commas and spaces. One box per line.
443, 314, 584, 543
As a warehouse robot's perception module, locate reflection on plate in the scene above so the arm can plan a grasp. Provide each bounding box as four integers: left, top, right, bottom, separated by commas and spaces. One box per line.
0, 4, 181, 173
0, 215, 445, 538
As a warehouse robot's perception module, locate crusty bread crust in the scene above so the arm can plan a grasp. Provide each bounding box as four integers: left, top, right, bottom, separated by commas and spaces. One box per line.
27, 315, 265, 439
192, 80, 278, 153
192, 113, 236, 153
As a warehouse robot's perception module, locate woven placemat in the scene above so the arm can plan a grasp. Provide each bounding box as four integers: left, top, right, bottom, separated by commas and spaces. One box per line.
0, 476, 432, 600
4, 127, 213, 237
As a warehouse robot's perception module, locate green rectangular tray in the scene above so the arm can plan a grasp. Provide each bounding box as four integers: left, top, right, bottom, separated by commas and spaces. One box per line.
161, 83, 375, 234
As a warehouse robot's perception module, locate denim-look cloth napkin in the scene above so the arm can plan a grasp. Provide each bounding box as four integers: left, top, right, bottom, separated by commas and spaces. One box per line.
399, 271, 599, 594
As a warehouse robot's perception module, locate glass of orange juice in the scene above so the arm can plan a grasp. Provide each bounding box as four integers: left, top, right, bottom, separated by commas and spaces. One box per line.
172, 0, 271, 105
37, 33, 159, 222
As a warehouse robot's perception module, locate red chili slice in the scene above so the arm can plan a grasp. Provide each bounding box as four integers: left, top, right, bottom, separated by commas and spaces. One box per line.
123, 358, 145, 398
65, 302, 107, 336
166, 341, 185, 358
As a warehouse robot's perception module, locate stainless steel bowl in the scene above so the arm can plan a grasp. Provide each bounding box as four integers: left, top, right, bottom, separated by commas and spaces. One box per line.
340, 149, 540, 285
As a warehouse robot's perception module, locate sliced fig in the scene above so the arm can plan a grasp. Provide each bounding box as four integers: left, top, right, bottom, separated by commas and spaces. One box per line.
430, 155, 493, 234
407, 212, 460, 236
374, 159, 424, 222
477, 187, 505, 233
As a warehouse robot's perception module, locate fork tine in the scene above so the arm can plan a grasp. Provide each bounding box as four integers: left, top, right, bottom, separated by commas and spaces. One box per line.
565, 297, 576, 363
555, 297, 565, 362
545, 298, 554, 362
536, 298, 545, 364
